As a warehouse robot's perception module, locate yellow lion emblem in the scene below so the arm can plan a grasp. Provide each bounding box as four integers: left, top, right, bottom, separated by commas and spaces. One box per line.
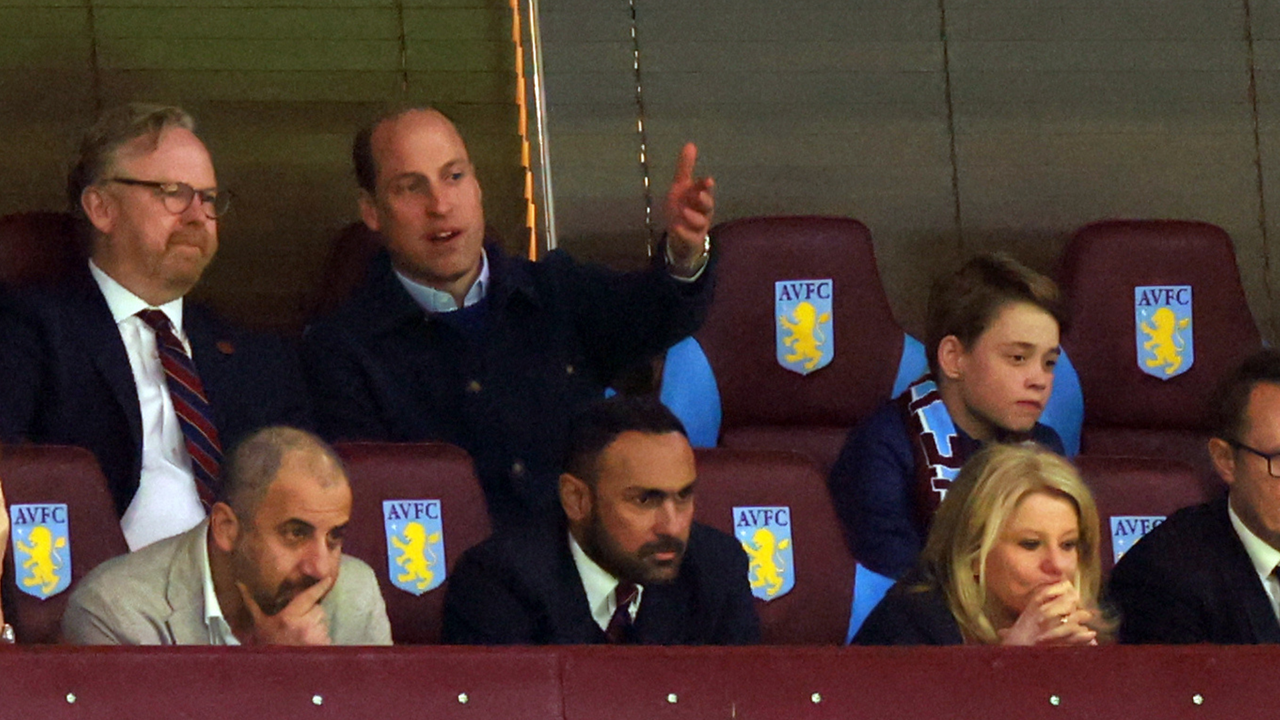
1141, 307, 1191, 376
741, 528, 790, 597
779, 301, 830, 370
391, 522, 441, 591
17, 526, 67, 595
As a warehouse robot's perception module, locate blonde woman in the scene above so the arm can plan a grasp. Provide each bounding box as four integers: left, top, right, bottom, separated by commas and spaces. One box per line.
854, 443, 1108, 645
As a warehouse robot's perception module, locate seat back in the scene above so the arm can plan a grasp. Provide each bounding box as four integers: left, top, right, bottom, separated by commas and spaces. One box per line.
1076, 455, 1222, 578
1, 445, 129, 643
1059, 220, 1261, 472
663, 216, 922, 471
335, 442, 492, 644
692, 448, 855, 644
305, 222, 383, 321
0, 211, 86, 289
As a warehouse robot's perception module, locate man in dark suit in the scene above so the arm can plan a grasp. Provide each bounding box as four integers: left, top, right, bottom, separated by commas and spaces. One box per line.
442, 396, 759, 645
302, 108, 715, 529
1109, 349, 1280, 643
0, 104, 309, 551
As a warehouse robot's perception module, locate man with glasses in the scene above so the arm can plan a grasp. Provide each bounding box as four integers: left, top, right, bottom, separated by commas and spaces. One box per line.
1110, 348, 1280, 643
0, 104, 310, 551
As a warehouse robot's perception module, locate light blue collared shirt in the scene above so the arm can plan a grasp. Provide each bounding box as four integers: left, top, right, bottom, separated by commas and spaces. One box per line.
395, 250, 490, 313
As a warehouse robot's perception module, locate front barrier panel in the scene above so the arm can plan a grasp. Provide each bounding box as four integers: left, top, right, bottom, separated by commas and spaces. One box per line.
1, 645, 1276, 719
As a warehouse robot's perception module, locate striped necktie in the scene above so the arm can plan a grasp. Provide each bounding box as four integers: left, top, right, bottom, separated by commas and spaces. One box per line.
137, 309, 223, 506
605, 581, 638, 644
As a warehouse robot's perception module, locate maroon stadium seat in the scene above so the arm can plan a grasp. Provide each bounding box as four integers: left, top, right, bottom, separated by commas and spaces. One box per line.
677, 216, 919, 472
1059, 220, 1262, 476
1, 445, 129, 643
0, 211, 86, 289
335, 442, 491, 644
692, 447, 855, 644
1076, 454, 1222, 578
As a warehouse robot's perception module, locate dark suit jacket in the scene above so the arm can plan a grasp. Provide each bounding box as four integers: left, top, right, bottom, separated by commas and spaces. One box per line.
0, 267, 311, 516
302, 244, 713, 527
442, 521, 759, 645
852, 571, 964, 646
1108, 496, 1280, 644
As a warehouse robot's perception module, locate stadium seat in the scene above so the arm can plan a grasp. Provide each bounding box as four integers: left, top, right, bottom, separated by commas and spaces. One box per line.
0, 444, 129, 643
1076, 455, 1222, 578
0, 211, 86, 289
334, 442, 491, 644
661, 216, 927, 472
692, 447, 855, 644
1058, 220, 1262, 476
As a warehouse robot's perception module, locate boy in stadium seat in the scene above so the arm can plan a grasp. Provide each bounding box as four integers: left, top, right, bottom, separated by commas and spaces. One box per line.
828, 253, 1066, 580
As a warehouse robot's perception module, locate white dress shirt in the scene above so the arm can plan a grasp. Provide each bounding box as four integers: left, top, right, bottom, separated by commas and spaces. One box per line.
1228, 500, 1280, 623
568, 532, 642, 631
90, 261, 206, 551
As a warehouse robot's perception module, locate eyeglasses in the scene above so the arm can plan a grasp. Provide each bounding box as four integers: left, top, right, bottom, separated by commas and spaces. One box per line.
1229, 440, 1280, 478
106, 177, 232, 219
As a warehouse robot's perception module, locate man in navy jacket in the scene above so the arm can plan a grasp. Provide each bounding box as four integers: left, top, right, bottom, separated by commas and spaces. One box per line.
442, 397, 759, 645
303, 108, 716, 527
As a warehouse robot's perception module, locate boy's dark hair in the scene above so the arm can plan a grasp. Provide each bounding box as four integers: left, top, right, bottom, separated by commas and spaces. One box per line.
925, 252, 1067, 378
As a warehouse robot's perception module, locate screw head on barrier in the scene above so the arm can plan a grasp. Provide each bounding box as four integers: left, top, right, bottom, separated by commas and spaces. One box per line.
666, 693, 678, 704
458, 693, 469, 704
1049, 695, 1061, 707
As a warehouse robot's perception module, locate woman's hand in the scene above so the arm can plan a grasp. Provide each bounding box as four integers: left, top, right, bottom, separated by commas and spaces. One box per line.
998, 580, 1097, 646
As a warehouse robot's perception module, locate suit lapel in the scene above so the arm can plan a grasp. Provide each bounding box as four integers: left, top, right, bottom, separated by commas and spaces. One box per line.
1213, 501, 1280, 642
163, 522, 213, 644
554, 533, 610, 643
72, 276, 144, 455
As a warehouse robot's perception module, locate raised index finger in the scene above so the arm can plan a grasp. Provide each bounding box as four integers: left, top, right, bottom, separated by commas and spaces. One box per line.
672, 142, 698, 186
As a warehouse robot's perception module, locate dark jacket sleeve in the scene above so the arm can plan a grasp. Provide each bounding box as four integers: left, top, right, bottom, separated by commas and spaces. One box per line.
828, 403, 921, 579
852, 581, 963, 646
711, 532, 762, 645
543, 248, 714, 384
442, 540, 541, 645
0, 290, 44, 441
1107, 517, 1213, 644
300, 317, 396, 442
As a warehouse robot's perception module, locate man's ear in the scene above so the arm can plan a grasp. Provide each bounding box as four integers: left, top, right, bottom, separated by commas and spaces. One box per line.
208, 502, 241, 554
937, 335, 966, 381
81, 186, 115, 236
559, 473, 592, 524
358, 190, 382, 233
1208, 437, 1238, 487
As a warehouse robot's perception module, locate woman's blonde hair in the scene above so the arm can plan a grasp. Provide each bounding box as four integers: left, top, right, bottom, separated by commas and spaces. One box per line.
917, 443, 1103, 644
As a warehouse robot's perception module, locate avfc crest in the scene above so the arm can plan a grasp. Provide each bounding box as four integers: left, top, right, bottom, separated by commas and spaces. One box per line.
1110, 515, 1164, 565
734, 506, 794, 601
11, 503, 71, 600
383, 500, 446, 596
776, 279, 834, 375
1135, 286, 1193, 380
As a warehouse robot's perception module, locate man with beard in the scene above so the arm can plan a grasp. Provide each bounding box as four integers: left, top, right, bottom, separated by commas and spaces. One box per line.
0, 104, 310, 551
63, 426, 390, 645
442, 397, 759, 644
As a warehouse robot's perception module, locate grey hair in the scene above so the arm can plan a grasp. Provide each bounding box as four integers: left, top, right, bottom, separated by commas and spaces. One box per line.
67, 103, 196, 216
